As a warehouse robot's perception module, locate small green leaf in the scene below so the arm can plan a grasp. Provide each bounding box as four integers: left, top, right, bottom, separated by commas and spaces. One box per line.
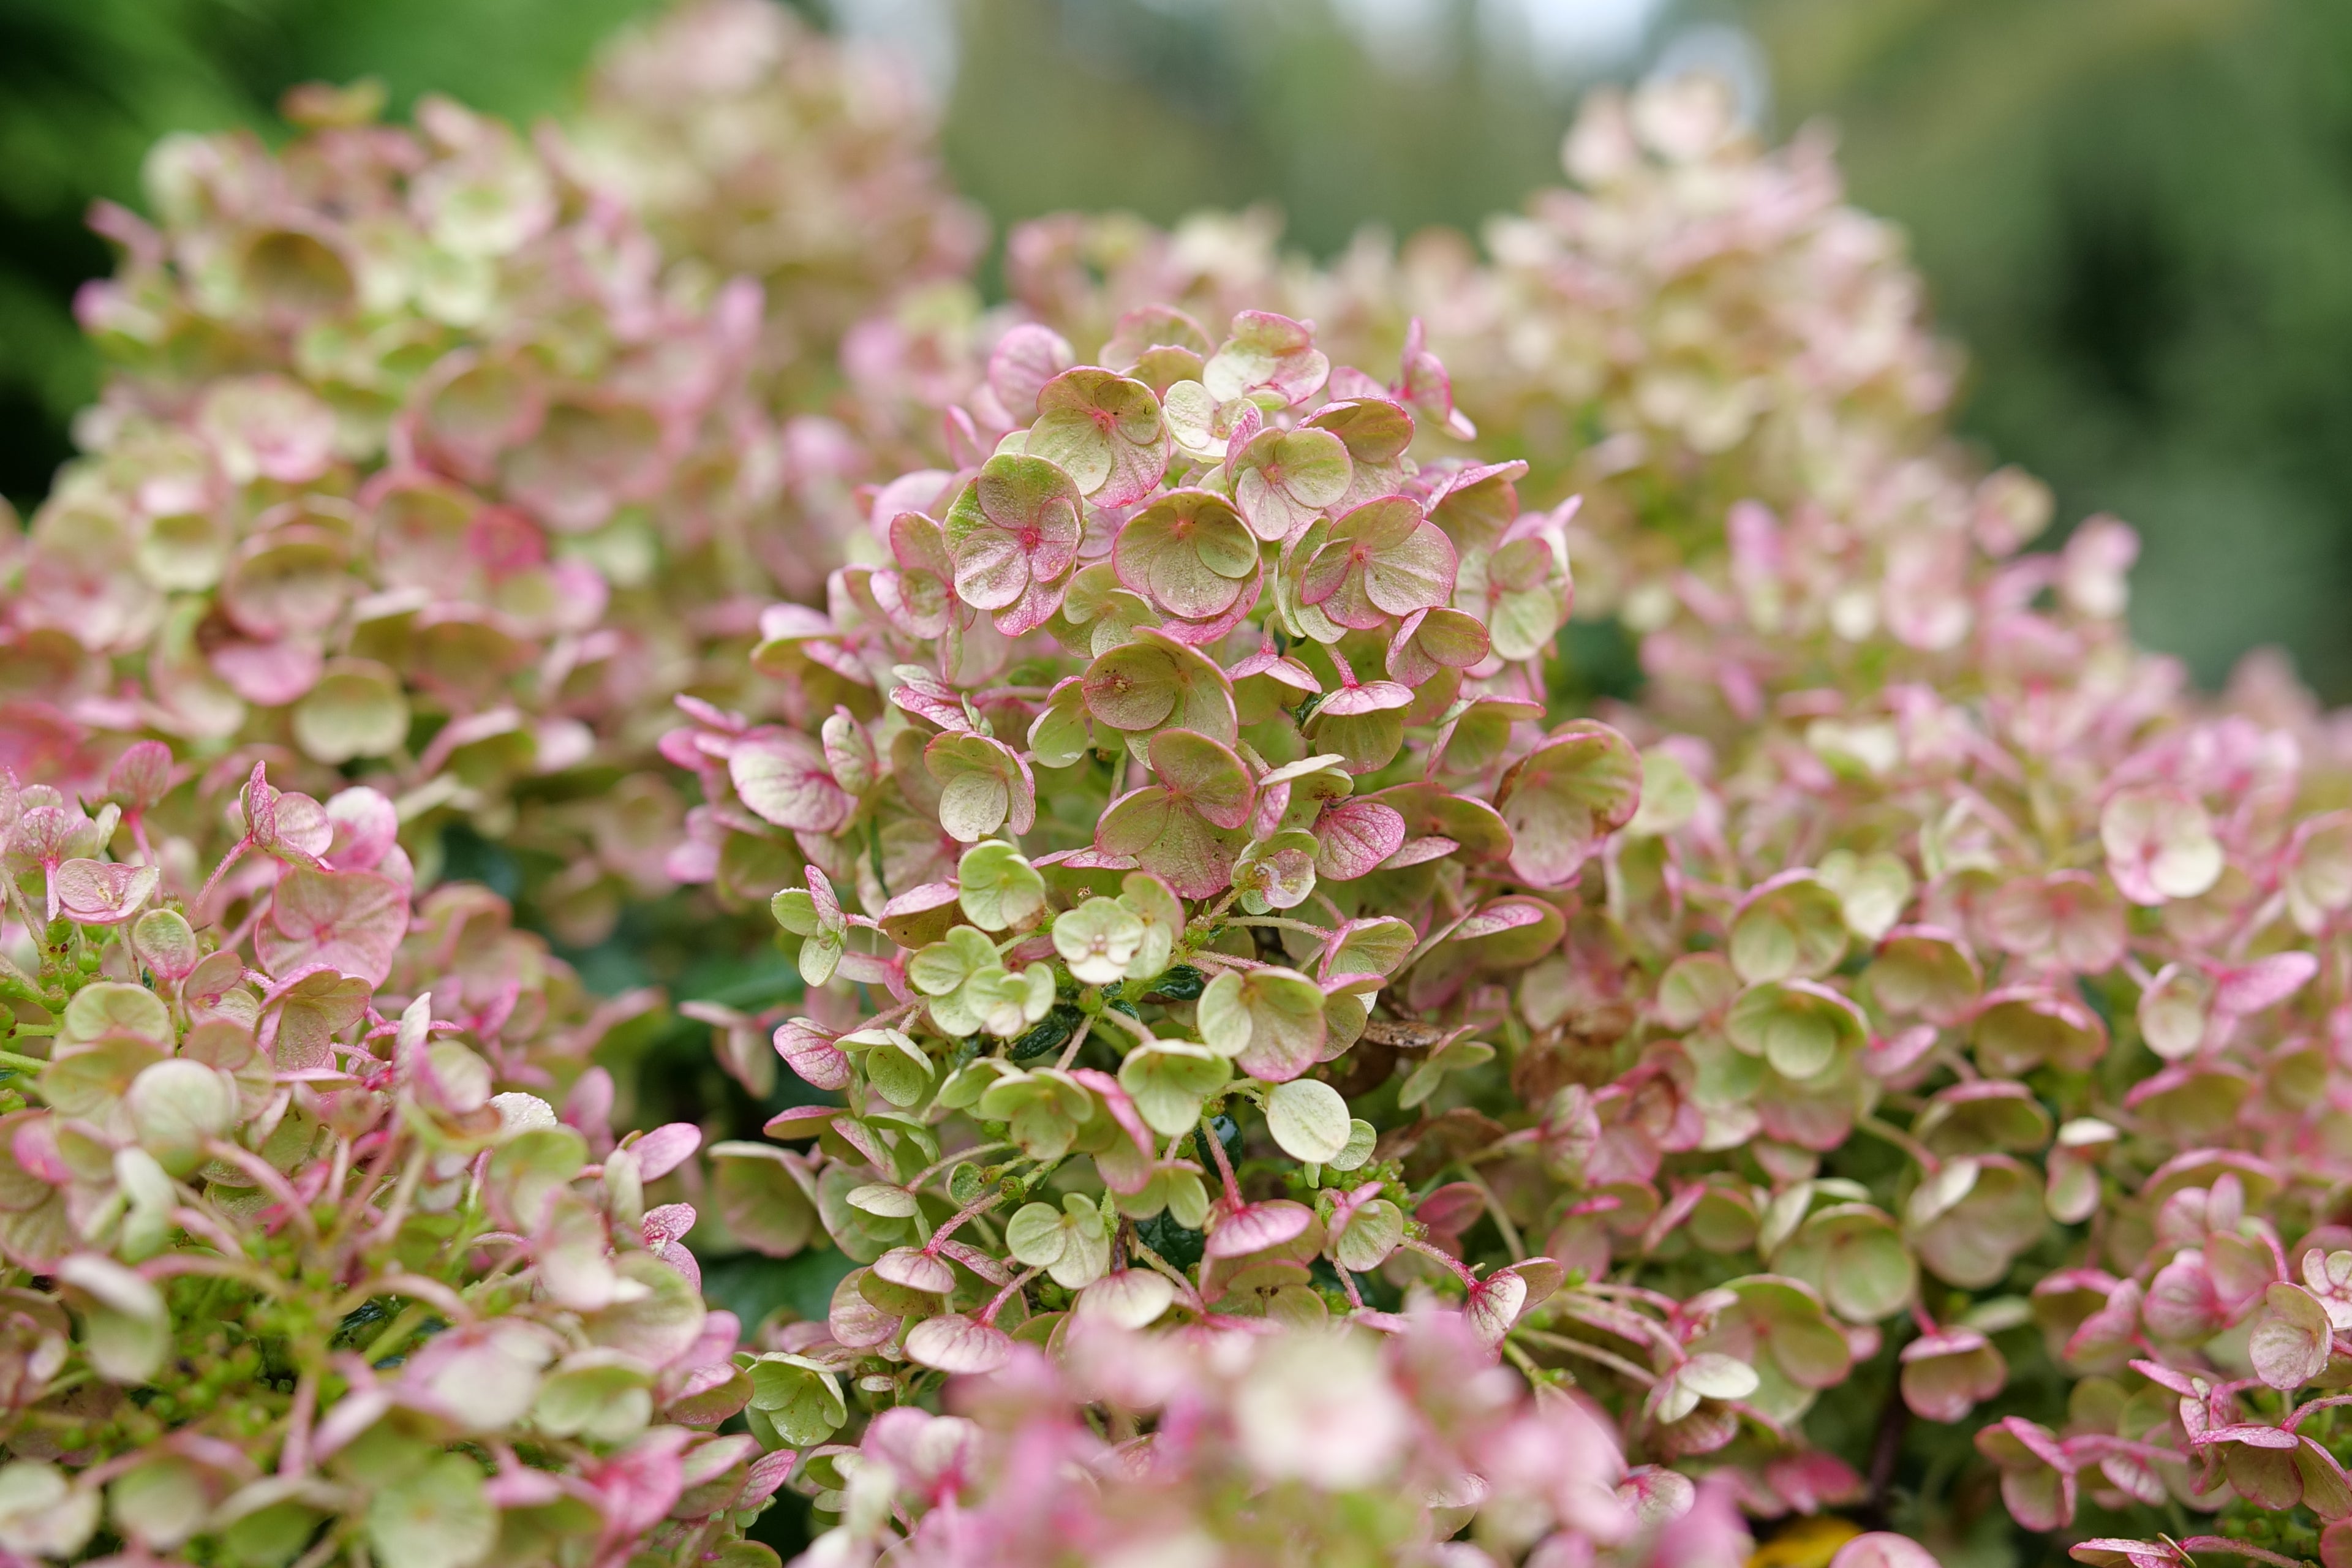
1817, 850, 1915, 943
958, 842, 1046, 931
1725, 981, 1867, 1081
62, 982, 173, 1050
1118, 1042, 1232, 1137
1322, 917, 1415, 979
859, 1032, 935, 1109
1327, 1118, 1378, 1172
771, 889, 818, 936
747, 1356, 848, 1446
1332, 1197, 1404, 1272
1398, 1037, 1496, 1110
1657, 952, 1740, 1029
927, 733, 1034, 843
1264, 1078, 1350, 1163
1196, 967, 1327, 1082
365, 1454, 495, 1568
1117, 872, 1185, 979
1492, 720, 1643, 889
1730, 873, 1850, 983
1027, 680, 1093, 768
1008, 1003, 1085, 1062
293, 658, 410, 764
1006, 1200, 1071, 1268
910, 926, 998, 997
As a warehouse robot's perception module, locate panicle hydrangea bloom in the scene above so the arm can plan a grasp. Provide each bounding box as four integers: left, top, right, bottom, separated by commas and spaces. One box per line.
0, 762, 783, 1568
19, 86, 774, 938
1430, 74, 1961, 627
7, 16, 978, 944
16, 39, 2352, 1567
666, 309, 1667, 1536
570, 0, 986, 413
678, 152, 2352, 1567
972, 75, 1961, 636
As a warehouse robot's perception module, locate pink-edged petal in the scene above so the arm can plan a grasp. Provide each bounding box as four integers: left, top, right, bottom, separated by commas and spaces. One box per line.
1205, 1199, 1316, 1259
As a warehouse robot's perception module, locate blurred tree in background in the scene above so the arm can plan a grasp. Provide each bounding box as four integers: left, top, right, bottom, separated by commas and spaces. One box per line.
1749, 0, 2352, 699
935, 0, 1587, 257
6, 0, 2351, 696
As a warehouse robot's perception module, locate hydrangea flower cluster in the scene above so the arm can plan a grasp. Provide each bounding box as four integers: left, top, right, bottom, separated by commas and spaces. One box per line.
1423, 74, 1962, 630
570, 0, 986, 415
6, 12, 972, 941
975, 77, 1960, 636
0, 759, 785, 1568
15, 23, 2352, 1565
680, 279, 2352, 1568
19, 91, 767, 937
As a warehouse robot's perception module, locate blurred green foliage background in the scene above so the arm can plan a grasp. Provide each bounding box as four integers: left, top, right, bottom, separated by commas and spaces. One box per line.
4, 0, 2350, 696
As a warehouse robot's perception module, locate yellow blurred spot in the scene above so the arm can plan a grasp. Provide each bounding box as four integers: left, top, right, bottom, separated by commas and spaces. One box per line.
1748, 1515, 1864, 1568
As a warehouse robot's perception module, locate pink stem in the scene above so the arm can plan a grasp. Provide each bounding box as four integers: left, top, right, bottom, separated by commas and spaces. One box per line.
1335, 1266, 1367, 1310
192, 837, 253, 922
2180, 1539, 2309, 1568
171, 1205, 251, 1258
205, 1140, 321, 1244
1400, 1234, 1479, 1287
1054, 1017, 1095, 1070
1202, 1120, 1244, 1207
923, 1190, 1005, 1255
2287, 1392, 2352, 1431
1583, 1280, 1686, 1314
2064, 1433, 2184, 1465
279, 1368, 318, 1477
979, 1267, 1042, 1328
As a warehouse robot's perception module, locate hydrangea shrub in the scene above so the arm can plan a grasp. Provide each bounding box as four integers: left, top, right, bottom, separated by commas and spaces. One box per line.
10, 21, 2352, 1568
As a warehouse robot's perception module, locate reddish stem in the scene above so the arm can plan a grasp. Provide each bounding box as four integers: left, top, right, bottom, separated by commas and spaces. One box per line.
1400, 1233, 1479, 1287
2179, 1538, 2309, 1568
192, 837, 253, 921
2287, 1392, 2352, 1431
979, 1266, 1042, 1328
923, 1190, 1005, 1255
2063, 1433, 2184, 1466
1202, 1118, 1244, 1207
1334, 1266, 1367, 1310
205, 1140, 321, 1246
279, 1369, 318, 1477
